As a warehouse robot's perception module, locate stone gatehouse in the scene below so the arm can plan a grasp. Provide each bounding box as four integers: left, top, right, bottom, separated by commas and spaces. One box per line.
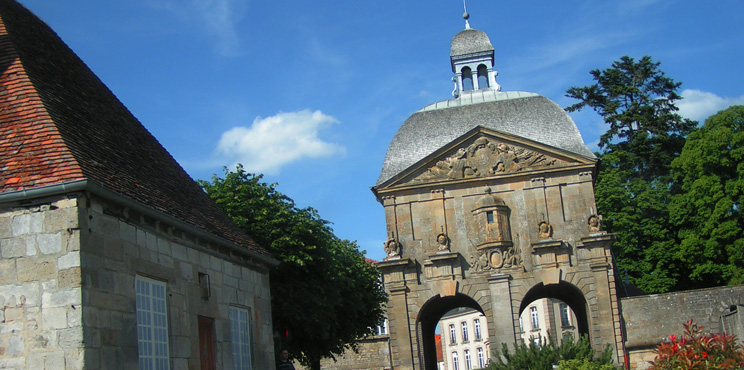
369, 14, 623, 370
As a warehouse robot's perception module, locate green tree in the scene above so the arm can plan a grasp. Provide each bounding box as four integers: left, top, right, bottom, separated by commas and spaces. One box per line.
199, 165, 387, 369
669, 106, 744, 288
566, 56, 696, 293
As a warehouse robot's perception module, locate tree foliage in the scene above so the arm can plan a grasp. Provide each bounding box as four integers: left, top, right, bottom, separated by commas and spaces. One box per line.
566, 56, 696, 293
198, 165, 387, 368
669, 106, 744, 287
488, 335, 615, 370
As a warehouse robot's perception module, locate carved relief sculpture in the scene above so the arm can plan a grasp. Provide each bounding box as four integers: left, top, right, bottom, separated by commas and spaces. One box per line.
412, 137, 563, 183
538, 220, 553, 239
588, 214, 604, 234
384, 239, 401, 259
436, 233, 450, 252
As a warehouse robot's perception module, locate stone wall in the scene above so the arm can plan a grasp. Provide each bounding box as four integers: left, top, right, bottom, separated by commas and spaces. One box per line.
319, 336, 392, 370
1, 192, 275, 369
621, 285, 744, 369
0, 195, 84, 369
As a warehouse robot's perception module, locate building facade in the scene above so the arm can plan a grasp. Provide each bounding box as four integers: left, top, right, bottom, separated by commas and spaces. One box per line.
372, 12, 623, 370
517, 298, 579, 346
0, 1, 278, 369
440, 308, 490, 370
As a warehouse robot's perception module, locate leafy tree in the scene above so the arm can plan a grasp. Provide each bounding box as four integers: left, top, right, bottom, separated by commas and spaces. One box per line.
489, 335, 615, 370
566, 56, 696, 293
199, 165, 387, 369
669, 106, 744, 288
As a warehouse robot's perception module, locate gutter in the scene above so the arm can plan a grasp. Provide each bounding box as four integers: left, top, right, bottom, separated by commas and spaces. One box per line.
0, 179, 279, 267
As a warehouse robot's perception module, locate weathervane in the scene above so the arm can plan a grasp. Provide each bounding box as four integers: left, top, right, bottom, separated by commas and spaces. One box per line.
462, 0, 471, 29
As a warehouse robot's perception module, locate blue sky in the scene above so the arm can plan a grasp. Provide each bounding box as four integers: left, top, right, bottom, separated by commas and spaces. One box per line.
20, 0, 744, 262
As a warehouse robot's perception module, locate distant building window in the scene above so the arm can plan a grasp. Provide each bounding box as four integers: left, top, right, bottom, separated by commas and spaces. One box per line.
530, 306, 539, 330
376, 319, 388, 335
461, 321, 469, 342
477, 347, 485, 368
465, 349, 472, 370
450, 324, 457, 344
474, 318, 482, 340
136, 275, 170, 370
452, 352, 460, 370
229, 306, 252, 370
519, 316, 524, 333
560, 303, 571, 327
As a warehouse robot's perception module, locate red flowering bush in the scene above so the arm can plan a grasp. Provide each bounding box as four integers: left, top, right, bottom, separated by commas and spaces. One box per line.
650, 320, 744, 369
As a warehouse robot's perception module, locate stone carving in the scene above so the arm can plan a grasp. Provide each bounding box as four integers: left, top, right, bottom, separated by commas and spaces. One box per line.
470, 245, 522, 272
436, 233, 450, 252
384, 239, 401, 259
538, 220, 553, 239
588, 214, 604, 234
412, 137, 561, 183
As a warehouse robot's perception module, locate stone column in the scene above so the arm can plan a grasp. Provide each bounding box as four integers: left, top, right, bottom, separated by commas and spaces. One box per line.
487, 273, 516, 348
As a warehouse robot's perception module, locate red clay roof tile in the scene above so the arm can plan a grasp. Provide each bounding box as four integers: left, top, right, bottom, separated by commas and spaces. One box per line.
0, 0, 268, 259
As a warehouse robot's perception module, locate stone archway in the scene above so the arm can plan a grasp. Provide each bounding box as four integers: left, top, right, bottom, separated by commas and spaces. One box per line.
417, 294, 484, 370
519, 281, 590, 340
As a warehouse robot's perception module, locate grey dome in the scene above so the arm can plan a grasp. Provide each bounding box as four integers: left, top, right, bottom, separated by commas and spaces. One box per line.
450, 29, 494, 57
375, 91, 596, 186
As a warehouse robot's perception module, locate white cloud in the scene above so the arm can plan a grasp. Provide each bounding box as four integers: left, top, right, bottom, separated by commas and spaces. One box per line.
148, 0, 246, 57
678, 89, 744, 122
215, 110, 345, 175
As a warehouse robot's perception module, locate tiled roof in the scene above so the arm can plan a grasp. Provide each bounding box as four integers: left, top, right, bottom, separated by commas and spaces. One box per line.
0, 0, 270, 259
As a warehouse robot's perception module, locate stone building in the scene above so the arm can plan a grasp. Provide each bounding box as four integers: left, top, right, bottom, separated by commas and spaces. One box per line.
372, 13, 623, 370
0, 1, 278, 369
439, 308, 489, 370
517, 298, 580, 346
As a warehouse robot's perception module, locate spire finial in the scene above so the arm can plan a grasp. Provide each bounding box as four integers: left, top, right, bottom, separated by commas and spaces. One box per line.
462, 0, 471, 29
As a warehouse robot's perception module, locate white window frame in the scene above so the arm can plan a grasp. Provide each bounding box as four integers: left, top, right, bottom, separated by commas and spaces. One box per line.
136, 275, 170, 370
530, 306, 539, 330
230, 306, 253, 370
449, 324, 457, 344
376, 319, 389, 335
452, 351, 460, 370
465, 349, 472, 370
461, 321, 469, 342
474, 318, 481, 340
477, 347, 485, 368
560, 303, 571, 327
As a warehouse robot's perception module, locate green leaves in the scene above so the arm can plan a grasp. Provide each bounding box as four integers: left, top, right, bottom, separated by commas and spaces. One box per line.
199, 165, 387, 368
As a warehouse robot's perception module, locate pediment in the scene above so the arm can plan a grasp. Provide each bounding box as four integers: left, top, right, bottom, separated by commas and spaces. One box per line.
381, 127, 595, 189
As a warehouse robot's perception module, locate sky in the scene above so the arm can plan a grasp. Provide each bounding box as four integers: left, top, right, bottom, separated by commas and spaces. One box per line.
18, 0, 744, 262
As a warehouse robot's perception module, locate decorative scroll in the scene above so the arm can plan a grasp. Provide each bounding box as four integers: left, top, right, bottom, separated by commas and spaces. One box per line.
470, 245, 522, 272
412, 137, 563, 183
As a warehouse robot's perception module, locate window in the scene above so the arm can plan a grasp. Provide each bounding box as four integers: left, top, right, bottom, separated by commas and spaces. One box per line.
449, 324, 457, 344
452, 352, 460, 370
519, 316, 524, 333
477, 65, 490, 89
376, 319, 388, 335
230, 307, 253, 370
461, 321, 469, 342
136, 276, 170, 370
474, 319, 481, 340
461, 67, 474, 90
486, 211, 494, 224
530, 306, 539, 330
477, 348, 485, 368
465, 349, 472, 370
560, 303, 571, 327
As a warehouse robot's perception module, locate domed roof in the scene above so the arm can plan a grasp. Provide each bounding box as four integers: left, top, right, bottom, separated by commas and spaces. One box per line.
375, 91, 596, 186
475, 194, 506, 209
450, 28, 494, 57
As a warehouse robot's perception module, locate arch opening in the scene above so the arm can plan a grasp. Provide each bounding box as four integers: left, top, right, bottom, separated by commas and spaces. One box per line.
461, 67, 474, 91
417, 293, 486, 370
477, 64, 489, 89
519, 282, 590, 343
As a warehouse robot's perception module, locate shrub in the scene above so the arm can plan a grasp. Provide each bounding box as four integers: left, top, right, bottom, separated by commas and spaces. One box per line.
488, 334, 615, 370
650, 320, 744, 370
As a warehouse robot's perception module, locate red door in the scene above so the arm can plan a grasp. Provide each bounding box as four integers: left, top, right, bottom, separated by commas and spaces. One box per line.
198, 316, 216, 370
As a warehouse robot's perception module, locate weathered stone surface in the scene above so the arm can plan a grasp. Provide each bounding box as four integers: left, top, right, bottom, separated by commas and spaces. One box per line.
17, 259, 56, 282
1, 238, 25, 258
